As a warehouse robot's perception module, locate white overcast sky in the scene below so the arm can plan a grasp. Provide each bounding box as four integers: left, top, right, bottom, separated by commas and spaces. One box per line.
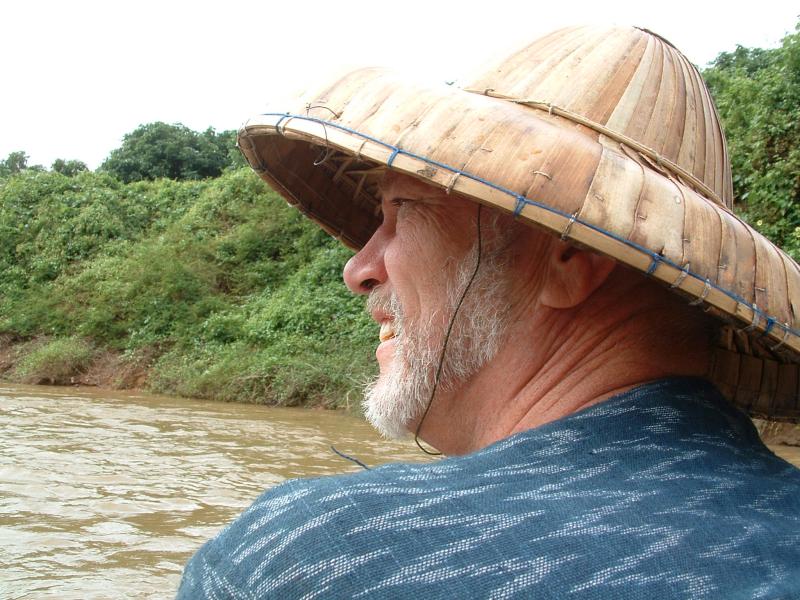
2, 0, 797, 169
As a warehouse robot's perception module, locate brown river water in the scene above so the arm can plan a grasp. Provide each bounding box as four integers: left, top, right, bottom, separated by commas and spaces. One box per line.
0, 383, 431, 599
1, 383, 798, 599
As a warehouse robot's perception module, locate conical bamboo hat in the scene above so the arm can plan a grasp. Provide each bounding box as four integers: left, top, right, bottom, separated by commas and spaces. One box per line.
238, 25, 800, 423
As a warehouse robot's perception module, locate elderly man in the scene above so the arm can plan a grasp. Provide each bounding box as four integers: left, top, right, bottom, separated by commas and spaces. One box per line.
178, 26, 800, 598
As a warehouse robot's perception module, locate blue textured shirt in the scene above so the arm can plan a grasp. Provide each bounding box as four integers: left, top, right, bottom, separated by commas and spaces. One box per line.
177, 378, 800, 599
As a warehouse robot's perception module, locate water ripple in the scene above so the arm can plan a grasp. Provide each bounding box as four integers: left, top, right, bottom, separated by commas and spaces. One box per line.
0, 384, 429, 598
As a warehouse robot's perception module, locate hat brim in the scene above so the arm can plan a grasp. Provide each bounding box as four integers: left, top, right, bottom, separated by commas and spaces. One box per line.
238, 67, 800, 421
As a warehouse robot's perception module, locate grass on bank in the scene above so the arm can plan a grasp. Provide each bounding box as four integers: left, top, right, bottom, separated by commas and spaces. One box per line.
12, 337, 95, 385
0, 168, 376, 408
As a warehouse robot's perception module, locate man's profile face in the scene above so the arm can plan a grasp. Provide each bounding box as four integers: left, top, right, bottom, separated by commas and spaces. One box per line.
343, 173, 513, 439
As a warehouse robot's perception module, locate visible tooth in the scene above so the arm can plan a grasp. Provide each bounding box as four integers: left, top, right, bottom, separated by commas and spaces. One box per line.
379, 322, 396, 342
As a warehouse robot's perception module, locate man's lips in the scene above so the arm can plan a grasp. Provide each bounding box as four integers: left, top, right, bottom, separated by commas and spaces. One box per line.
376, 321, 397, 371
379, 321, 396, 342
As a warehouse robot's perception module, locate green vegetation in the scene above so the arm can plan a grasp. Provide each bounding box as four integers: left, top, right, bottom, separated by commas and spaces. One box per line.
703, 21, 800, 259
0, 167, 375, 407
12, 337, 95, 385
0, 151, 44, 177
0, 23, 798, 409
51, 159, 88, 177
100, 122, 244, 183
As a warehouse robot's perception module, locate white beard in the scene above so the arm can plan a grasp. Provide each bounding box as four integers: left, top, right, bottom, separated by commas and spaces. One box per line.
362, 240, 512, 439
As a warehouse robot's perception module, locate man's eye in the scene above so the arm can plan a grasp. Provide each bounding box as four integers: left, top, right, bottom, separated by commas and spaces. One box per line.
390, 198, 407, 208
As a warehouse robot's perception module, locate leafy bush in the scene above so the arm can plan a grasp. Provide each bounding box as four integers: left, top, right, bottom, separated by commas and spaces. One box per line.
12, 337, 95, 385
704, 21, 800, 259
148, 337, 372, 409
100, 122, 242, 182
0, 170, 201, 289
0, 151, 46, 177
0, 166, 375, 407
51, 159, 88, 176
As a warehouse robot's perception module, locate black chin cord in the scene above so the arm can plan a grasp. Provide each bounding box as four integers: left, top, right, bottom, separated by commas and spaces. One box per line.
414, 204, 484, 456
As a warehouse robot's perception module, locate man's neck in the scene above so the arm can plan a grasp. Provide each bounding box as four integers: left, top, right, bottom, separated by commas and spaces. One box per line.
420, 276, 713, 455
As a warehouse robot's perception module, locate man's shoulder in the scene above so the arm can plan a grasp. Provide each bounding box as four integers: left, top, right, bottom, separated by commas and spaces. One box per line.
178, 380, 800, 598
178, 437, 558, 599
175, 459, 470, 598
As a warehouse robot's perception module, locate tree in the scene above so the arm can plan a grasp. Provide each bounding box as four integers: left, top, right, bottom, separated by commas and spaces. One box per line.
704, 21, 800, 259
0, 151, 29, 177
100, 122, 242, 183
211, 129, 248, 170
0, 151, 45, 177
52, 158, 88, 177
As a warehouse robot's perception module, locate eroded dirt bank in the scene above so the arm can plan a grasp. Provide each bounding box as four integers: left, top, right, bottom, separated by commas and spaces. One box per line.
1, 335, 799, 447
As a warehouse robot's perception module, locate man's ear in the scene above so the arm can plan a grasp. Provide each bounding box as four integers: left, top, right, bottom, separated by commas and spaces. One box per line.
539, 242, 616, 309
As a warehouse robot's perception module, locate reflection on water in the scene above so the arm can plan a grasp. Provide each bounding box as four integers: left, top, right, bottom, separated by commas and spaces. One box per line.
0, 384, 431, 599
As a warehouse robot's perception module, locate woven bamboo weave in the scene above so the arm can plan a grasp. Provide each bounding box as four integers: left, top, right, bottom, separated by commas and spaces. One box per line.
238, 26, 800, 423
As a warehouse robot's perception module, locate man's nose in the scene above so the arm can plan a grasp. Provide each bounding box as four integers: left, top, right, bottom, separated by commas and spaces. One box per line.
343, 229, 388, 295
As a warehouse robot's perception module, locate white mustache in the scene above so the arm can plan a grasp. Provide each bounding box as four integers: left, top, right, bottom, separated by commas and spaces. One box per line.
367, 289, 403, 332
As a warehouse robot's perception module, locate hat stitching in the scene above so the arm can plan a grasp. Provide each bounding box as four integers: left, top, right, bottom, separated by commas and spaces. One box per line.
647, 255, 663, 275
251, 113, 800, 346
463, 88, 723, 206
446, 171, 464, 194
274, 113, 291, 137
513, 195, 526, 217
763, 318, 777, 338
742, 305, 762, 333
670, 263, 691, 289
560, 211, 580, 241
689, 280, 712, 306
772, 327, 791, 352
